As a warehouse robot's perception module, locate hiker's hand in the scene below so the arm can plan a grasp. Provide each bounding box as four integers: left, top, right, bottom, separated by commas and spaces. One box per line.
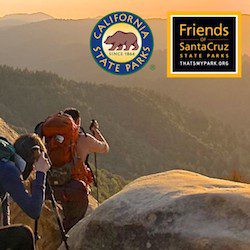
90, 120, 100, 134
34, 152, 50, 173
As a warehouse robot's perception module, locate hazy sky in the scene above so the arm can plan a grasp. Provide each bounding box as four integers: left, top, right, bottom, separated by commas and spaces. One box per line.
1, 0, 249, 19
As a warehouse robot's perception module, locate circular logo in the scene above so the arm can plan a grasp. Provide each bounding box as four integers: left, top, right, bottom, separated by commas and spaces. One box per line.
90, 11, 154, 75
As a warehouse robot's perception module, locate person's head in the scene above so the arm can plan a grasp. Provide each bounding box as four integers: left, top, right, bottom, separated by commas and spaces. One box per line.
63, 108, 81, 126
14, 134, 46, 180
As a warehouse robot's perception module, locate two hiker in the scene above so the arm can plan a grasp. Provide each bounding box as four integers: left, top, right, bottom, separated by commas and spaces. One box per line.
35, 108, 109, 232
0, 107, 109, 249
0, 134, 50, 250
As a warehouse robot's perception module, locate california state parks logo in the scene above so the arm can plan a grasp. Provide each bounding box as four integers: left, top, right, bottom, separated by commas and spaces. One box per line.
90, 11, 154, 75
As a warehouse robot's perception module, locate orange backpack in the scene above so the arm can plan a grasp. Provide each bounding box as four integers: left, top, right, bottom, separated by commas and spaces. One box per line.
42, 113, 79, 168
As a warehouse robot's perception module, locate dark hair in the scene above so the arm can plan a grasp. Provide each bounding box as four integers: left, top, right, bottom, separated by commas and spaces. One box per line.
14, 134, 46, 179
63, 108, 80, 122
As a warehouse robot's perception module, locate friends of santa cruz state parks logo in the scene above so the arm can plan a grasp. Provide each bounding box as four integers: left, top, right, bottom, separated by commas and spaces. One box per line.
90, 12, 154, 75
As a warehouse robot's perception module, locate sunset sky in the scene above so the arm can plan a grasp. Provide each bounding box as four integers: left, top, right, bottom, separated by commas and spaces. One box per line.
0, 0, 249, 19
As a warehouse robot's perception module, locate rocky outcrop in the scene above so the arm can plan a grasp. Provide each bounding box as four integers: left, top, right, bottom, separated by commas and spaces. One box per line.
0, 118, 18, 142
11, 200, 62, 250
63, 170, 250, 250
11, 174, 98, 250
11, 195, 98, 250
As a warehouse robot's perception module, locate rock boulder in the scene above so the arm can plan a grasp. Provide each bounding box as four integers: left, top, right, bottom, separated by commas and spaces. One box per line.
63, 170, 250, 250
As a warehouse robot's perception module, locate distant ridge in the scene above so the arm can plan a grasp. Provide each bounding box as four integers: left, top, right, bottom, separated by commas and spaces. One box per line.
0, 12, 53, 28
1, 12, 53, 19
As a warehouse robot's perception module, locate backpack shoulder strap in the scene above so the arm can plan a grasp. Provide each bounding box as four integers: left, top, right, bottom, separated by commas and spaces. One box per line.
77, 127, 97, 186
79, 127, 89, 164
34, 121, 44, 138
79, 127, 87, 137
85, 155, 97, 187
0, 137, 11, 145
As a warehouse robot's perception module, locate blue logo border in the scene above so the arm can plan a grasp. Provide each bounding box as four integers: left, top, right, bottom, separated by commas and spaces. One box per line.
90, 11, 154, 75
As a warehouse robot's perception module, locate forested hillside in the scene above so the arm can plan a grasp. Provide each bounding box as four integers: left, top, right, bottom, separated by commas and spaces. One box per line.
0, 65, 248, 180
1, 17, 250, 130
91, 168, 128, 203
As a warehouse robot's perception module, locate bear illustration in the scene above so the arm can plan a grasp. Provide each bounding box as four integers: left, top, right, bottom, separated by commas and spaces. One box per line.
104, 31, 139, 51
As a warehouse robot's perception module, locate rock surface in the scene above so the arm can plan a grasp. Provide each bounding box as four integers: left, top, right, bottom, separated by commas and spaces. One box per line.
11, 200, 62, 250
63, 170, 250, 250
11, 195, 98, 250
0, 118, 18, 142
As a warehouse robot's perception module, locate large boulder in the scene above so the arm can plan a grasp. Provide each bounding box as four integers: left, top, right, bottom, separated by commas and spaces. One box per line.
63, 170, 250, 250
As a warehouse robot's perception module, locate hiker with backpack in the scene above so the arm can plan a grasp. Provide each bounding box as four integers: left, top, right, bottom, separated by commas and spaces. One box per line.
0, 134, 50, 250
35, 108, 109, 232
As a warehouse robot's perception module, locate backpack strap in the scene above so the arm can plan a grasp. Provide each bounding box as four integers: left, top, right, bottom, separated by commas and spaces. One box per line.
34, 121, 44, 138
79, 127, 87, 137
0, 137, 10, 143
79, 127, 89, 166
79, 127, 97, 187
85, 155, 97, 187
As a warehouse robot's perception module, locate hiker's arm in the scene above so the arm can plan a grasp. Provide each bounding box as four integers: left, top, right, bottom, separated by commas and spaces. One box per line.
2, 168, 46, 220
87, 133, 109, 153
89, 120, 109, 153
93, 129, 109, 147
